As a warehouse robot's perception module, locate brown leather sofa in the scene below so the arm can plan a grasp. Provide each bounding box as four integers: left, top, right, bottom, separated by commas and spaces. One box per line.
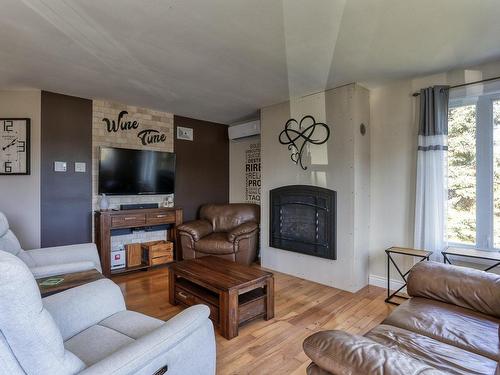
177, 203, 259, 266
303, 261, 500, 375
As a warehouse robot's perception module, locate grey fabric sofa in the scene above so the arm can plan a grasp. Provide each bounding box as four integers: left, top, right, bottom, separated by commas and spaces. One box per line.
0, 250, 216, 375
0, 212, 102, 278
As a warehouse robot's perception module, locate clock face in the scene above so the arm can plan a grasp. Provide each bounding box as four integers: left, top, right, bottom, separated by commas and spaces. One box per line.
0, 119, 30, 175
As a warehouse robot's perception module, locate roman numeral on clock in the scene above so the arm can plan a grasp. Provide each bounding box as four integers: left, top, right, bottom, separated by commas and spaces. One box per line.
4, 161, 12, 173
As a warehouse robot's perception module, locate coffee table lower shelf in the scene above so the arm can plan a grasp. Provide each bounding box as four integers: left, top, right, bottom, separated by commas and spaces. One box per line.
172, 277, 270, 339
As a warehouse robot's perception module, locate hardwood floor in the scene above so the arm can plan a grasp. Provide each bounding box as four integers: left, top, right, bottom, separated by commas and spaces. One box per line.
112, 266, 393, 375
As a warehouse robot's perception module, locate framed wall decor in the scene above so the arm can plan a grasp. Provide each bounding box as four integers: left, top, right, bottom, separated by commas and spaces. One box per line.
0, 118, 30, 175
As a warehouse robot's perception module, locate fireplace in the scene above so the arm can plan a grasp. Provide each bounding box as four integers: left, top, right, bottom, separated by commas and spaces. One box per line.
270, 185, 336, 260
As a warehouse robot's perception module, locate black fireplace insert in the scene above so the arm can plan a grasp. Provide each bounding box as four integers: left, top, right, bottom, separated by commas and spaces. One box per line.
270, 185, 336, 260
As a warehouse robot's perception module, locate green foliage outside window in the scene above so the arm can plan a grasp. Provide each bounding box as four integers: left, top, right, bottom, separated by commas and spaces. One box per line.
447, 105, 476, 244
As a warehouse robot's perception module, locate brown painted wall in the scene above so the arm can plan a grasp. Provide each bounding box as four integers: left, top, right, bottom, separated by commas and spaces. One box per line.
174, 116, 229, 221
41, 91, 93, 247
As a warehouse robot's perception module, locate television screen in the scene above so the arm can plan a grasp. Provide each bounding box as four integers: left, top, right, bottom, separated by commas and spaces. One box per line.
98, 147, 175, 195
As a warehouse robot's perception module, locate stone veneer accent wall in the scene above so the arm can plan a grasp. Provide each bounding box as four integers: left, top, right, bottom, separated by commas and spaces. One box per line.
92, 100, 174, 211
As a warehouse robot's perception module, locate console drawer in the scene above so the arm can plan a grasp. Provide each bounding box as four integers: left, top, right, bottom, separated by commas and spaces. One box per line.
146, 211, 176, 225
111, 214, 146, 228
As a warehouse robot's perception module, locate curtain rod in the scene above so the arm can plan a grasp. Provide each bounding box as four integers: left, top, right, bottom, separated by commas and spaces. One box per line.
411, 75, 500, 97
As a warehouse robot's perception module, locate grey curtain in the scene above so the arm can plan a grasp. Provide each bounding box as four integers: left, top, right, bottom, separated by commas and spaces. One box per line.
418, 86, 450, 140
414, 86, 450, 257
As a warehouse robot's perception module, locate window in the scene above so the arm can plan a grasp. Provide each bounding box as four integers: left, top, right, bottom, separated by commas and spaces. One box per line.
447, 85, 500, 250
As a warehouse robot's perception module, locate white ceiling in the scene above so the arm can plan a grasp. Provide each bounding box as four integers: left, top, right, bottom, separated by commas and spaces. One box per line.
1, 0, 500, 123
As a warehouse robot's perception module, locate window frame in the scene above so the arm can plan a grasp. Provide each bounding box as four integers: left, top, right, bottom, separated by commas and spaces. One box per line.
447, 92, 500, 251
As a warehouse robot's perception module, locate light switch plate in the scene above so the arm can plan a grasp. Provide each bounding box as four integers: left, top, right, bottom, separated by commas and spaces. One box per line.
75, 162, 86, 173
54, 161, 67, 172
177, 126, 193, 141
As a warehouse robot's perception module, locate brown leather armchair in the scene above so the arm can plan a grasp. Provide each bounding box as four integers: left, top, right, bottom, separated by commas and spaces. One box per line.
177, 204, 260, 266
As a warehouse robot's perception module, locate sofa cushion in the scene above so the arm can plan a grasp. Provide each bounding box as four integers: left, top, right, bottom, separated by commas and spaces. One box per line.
65, 311, 165, 367
383, 297, 500, 361
366, 324, 497, 375
99, 311, 164, 339
195, 233, 234, 254
303, 330, 446, 375
65, 325, 134, 366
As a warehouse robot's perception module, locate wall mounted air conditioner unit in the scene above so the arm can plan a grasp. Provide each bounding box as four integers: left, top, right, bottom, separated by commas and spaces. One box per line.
228, 120, 260, 140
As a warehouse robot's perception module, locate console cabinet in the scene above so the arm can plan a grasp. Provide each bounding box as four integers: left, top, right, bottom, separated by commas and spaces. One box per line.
94, 208, 183, 277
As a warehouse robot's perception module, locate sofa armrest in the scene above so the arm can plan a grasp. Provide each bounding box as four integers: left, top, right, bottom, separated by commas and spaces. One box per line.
79, 305, 216, 375
27, 243, 102, 273
303, 330, 446, 375
43, 279, 126, 340
227, 222, 258, 242
30, 261, 97, 279
407, 261, 500, 318
178, 220, 213, 241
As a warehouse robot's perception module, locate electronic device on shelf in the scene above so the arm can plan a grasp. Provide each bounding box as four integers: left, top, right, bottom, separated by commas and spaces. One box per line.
120, 203, 159, 210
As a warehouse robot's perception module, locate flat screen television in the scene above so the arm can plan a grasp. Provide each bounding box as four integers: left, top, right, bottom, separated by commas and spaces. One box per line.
98, 147, 176, 195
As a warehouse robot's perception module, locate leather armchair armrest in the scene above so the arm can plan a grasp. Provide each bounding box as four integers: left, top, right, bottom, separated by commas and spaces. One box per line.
227, 222, 258, 242
178, 220, 213, 241
407, 261, 500, 318
303, 330, 447, 375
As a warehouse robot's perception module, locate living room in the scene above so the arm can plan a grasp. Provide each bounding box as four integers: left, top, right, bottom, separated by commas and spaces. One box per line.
1, 1, 500, 374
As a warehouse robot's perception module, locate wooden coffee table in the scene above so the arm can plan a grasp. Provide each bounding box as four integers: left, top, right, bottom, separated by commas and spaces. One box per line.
37, 269, 104, 297
168, 256, 274, 339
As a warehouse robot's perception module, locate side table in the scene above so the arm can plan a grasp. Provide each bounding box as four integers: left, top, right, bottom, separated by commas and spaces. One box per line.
385, 247, 432, 305
37, 269, 104, 298
442, 246, 500, 272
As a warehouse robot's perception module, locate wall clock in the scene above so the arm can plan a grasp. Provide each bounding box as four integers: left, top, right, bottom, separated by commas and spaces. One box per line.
0, 118, 30, 175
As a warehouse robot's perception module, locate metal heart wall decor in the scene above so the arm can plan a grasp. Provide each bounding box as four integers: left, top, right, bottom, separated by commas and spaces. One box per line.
278, 115, 330, 170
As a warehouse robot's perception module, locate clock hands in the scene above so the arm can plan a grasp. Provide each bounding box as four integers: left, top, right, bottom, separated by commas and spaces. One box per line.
2, 138, 17, 151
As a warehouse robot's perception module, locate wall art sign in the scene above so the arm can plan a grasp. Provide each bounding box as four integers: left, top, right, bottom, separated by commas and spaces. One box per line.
0, 118, 30, 175
102, 110, 167, 146
278, 115, 330, 170
245, 142, 261, 204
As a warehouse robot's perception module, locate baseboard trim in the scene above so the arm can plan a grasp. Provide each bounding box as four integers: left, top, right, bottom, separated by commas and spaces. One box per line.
368, 274, 405, 291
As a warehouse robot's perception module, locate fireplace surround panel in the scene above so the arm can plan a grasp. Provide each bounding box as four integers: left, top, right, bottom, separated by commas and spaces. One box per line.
270, 185, 336, 260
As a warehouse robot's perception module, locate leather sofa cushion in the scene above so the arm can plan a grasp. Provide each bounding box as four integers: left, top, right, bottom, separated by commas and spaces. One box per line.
408, 261, 500, 318
200, 204, 259, 232
383, 297, 500, 361
194, 233, 234, 254
303, 330, 446, 375
366, 324, 498, 375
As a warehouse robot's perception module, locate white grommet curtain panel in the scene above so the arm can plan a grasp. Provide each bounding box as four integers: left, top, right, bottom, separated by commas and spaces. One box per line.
414, 86, 450, 260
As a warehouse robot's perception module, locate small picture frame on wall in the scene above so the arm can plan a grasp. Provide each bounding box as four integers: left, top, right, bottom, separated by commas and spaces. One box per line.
0, 118, 31, 175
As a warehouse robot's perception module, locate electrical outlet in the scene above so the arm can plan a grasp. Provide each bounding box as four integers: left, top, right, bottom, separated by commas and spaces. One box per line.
176, 126, 193, 141
75, 162, 86, 173
54, 161, 67, 172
